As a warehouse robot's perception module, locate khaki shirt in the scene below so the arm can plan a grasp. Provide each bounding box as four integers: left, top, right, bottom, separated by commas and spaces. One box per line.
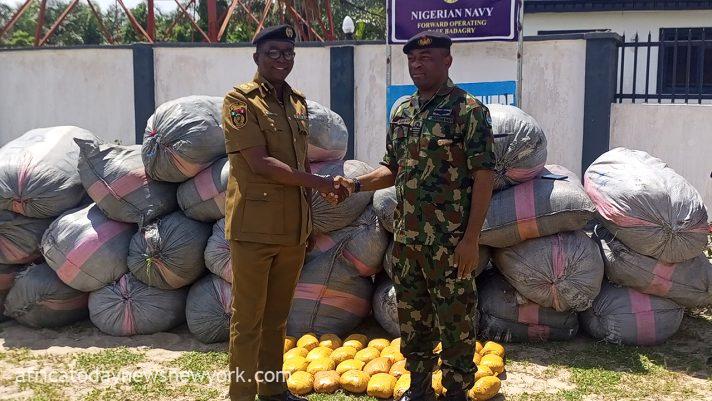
222, 74, 312, 246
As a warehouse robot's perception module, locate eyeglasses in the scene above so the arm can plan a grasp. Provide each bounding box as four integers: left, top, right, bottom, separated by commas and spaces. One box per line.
262, 49, 296, 61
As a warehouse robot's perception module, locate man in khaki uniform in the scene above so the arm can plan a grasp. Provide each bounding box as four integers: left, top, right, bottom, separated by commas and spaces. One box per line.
222, 25, 341, 401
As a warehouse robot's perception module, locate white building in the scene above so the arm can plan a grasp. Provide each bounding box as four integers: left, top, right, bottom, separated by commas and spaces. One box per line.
524, 0, 712, 101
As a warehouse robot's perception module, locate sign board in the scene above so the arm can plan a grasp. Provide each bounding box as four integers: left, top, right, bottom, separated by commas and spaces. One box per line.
387, 0, 519, 43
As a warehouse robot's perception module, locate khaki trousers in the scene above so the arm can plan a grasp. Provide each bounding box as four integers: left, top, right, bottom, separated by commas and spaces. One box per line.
228, 240, 306, 401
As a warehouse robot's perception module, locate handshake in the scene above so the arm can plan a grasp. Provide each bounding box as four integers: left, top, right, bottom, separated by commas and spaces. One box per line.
315, 175, 356, 205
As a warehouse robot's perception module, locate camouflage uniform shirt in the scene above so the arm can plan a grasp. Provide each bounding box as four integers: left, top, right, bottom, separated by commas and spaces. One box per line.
381, 79, 495, 246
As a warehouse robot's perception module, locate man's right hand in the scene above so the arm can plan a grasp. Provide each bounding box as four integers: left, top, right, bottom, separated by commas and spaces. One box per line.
333, 175, 356, 195
316, 176, 349, 205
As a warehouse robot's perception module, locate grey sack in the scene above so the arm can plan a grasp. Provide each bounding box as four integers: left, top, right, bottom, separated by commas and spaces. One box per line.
128, 211, 211, 289
89, 273, 187, 336
584, 147, 708, 263
177, 157, 228, 222
4, 263, 89, 328
580, 281, 684, 346
478, 270, 578, 343
186, 274, 232, 344
494, 231, 604, 312
142, 96, 225, 183
481, 165, 595, 248
77, 139, 178, 224
0, 126, 101, 218
307, 100, 349, 162
487, 104, 547, 191
0, 210, 52, 265
596, 227, 712, 308
41, 204, 135, 292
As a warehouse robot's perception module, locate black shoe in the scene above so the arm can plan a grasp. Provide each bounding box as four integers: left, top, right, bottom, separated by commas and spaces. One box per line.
257, 391, 307, 401
398, 372, 435, 401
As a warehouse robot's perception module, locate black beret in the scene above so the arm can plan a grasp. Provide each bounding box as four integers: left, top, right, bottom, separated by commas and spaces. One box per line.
252, 24, 296, 46
403, 31, 452, 54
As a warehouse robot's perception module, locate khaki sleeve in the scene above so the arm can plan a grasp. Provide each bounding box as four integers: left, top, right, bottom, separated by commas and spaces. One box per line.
465, 103, 496, 172
223, 91, 265, 153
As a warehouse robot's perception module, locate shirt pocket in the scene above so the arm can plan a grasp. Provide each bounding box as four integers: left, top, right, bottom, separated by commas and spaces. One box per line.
424, 120, 464, 165
240, 183, 285, 235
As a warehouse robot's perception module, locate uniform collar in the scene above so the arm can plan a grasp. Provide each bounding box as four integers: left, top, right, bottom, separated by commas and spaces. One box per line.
253, 73, 293, 100
412, 78, 455, 110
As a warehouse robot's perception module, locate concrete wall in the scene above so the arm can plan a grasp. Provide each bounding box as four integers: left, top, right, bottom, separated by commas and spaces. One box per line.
521, 39, 587, 178
524, 10, 712, 98
610, 103, 712, 209
0, 48, 136, 145
153, 46, 332, 107
523, 10, 712, 39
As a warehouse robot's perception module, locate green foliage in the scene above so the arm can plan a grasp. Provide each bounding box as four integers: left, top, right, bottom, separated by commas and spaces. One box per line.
0, 0, 388, 46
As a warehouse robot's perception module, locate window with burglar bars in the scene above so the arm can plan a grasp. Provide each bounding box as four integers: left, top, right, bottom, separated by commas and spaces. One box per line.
616, 28, 712, 103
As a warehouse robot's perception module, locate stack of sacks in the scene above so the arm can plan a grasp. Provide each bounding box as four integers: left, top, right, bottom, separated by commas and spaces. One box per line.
41, 204, 136, 292
89, 273, 187, 336
310, 160, 374, 233
580, 148, 710, 344
76, 139, 179, 224
0, 126, 104, 327
486, 104, 547, 190
288, 207, 387, 336
142, 96, 225, 183
306, 100, 349, 162
128, 211, 211, 290
477, 270, 579, 342
177, 157, 228, 222
0, 265, 22, 321
204, 218, 232, 283
0, 128, 102, 319
4, 263, 89, 328
186, 274, 232, 343
493, 231, 604, 313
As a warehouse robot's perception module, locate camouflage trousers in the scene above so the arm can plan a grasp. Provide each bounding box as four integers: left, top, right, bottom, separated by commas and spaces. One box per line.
391, 241, 478, 392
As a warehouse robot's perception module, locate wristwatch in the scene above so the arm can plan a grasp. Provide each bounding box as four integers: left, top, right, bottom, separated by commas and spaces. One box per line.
352, 178, 362, 193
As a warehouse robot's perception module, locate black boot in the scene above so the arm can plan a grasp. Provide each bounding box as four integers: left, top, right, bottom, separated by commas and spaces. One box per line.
257, 390, 308, 401
398, 372, 435, 401
442, 388, 467, 401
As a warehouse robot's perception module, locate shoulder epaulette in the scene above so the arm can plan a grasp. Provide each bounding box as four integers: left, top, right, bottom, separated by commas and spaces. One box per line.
234, 82, 260, 94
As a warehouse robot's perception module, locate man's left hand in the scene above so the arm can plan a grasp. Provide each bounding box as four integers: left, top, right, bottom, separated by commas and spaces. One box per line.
454, 237, 480, 279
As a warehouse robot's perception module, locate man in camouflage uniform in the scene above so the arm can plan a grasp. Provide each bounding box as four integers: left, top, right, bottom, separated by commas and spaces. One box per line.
333, 31, 495, 401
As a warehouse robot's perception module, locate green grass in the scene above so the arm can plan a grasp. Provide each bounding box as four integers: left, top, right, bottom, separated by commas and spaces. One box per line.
16, 380, 65, 401
74, 347, 146, 373
169, 351, 229, 373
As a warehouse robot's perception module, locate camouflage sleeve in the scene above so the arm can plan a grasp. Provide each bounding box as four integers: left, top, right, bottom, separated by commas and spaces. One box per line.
464, 102, 496, 172
379, 122, 398, 173
223, 91, 265, 153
